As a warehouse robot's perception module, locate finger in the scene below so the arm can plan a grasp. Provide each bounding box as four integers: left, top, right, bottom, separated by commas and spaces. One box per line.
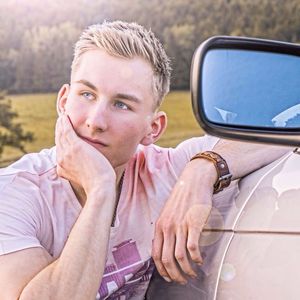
161, 232, 187, 284
61, 114, 78, 145
152, 231, 171, 282
174, 225, 197, 278
187, 226, 203, 265
55, 117, 65, 159
56, 164, 65, 178
55, 115, 70, 148
55, 116, 72, 171
55, 116, 63, 145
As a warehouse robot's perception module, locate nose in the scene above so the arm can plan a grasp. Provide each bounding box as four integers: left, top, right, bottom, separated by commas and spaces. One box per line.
85, 100, 109, 132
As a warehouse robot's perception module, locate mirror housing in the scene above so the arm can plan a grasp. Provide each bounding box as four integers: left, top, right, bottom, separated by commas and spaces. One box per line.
191, 36, 300, 147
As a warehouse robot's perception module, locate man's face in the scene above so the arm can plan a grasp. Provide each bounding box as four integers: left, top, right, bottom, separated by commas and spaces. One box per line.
58, 49, 162, 168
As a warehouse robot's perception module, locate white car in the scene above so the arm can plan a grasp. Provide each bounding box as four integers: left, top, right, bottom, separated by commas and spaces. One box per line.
146, 36, 300, 300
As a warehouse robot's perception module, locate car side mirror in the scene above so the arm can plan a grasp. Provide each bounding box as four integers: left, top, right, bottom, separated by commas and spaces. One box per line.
191, 36, 300, 147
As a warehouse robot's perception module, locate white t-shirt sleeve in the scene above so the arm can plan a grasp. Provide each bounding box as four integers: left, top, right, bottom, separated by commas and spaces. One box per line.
168, 135, 219, 176
0, 175, 43, 255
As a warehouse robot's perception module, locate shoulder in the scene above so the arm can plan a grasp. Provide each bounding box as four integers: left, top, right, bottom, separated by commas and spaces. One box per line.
133, 144, 169, 172
0, 147, 57, 192
0, 149, 59, 257
170, 135, 219, 156
132, 136, 219, 176
135, 135, 219, 163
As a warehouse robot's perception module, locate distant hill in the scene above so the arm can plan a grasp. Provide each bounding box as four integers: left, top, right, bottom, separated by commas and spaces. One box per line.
1, 0, 300, 93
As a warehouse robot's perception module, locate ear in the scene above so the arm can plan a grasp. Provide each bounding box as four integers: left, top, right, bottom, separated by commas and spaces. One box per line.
140, 111, 167, 146
56, 84, 70, 116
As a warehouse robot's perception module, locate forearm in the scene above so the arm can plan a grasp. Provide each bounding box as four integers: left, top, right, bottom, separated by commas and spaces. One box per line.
20, 189, 115, 300
178, 139, 290, 205
212, 139, 290, 179
151, 139, 290, 280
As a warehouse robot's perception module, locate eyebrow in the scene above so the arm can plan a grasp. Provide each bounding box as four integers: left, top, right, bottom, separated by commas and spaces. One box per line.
115, 93, 141, 104
74, 79, 141, 104
74, 79, 98, 92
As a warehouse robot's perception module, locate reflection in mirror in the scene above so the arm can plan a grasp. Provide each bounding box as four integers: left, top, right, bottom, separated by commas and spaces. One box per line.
202, 49, 300, 128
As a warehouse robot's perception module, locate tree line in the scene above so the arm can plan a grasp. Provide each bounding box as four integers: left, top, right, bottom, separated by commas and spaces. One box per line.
1, 0, 300, 93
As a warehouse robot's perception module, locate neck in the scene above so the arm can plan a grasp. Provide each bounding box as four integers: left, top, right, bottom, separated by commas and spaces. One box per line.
114, 164, 127, 186
70, 163, 127, 207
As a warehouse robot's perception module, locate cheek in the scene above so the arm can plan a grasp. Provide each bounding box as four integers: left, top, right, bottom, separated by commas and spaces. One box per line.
114, 128, 142, 162
65, 101, 86, 126
119, 121, 148, 145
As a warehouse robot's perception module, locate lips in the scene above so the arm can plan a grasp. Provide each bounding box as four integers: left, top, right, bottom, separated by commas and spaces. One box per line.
79, 135, 108, 147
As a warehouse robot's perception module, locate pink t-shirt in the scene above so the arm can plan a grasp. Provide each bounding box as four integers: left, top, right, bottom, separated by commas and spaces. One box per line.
0, 136, 219, 299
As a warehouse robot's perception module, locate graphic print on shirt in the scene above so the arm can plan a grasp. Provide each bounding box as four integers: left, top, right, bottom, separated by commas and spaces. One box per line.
97, 239, 154, 299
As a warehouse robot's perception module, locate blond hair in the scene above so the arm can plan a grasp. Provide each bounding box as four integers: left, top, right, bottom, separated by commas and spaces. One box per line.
71, 20, 171, 107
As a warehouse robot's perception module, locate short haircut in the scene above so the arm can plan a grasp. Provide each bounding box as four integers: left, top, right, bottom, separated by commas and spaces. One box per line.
71, 20, 171, 107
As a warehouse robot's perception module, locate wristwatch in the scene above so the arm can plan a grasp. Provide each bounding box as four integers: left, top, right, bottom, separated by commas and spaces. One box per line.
190, 151, 232, 194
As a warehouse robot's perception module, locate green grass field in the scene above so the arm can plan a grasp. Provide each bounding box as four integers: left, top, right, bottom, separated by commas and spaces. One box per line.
0, 91, 204, 166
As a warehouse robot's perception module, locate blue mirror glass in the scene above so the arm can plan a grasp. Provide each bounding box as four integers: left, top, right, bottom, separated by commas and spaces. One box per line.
202, 49, 300, 128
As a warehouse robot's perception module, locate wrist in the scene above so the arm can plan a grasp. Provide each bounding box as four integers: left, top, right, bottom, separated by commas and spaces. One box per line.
180, 160, 215, 206
87, 173, 116, 194
87, 178, 116, 200
187, 158, 218, 186
190, 151, 232, 194
86, 189, 116, 215
87, 184, 115, 198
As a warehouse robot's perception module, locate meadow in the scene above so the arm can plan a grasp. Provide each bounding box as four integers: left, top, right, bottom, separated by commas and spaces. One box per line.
0, 91, 204, 166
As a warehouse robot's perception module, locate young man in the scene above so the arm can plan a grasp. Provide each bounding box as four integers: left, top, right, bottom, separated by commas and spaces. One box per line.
0, 21, 287, 299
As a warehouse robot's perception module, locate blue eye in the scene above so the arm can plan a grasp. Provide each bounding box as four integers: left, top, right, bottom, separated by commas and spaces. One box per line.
115, 101, 129, 110
82, 92, 95, 101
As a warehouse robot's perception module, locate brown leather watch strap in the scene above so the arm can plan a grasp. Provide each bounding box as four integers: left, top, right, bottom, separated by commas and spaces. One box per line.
190, 151, 232, 194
